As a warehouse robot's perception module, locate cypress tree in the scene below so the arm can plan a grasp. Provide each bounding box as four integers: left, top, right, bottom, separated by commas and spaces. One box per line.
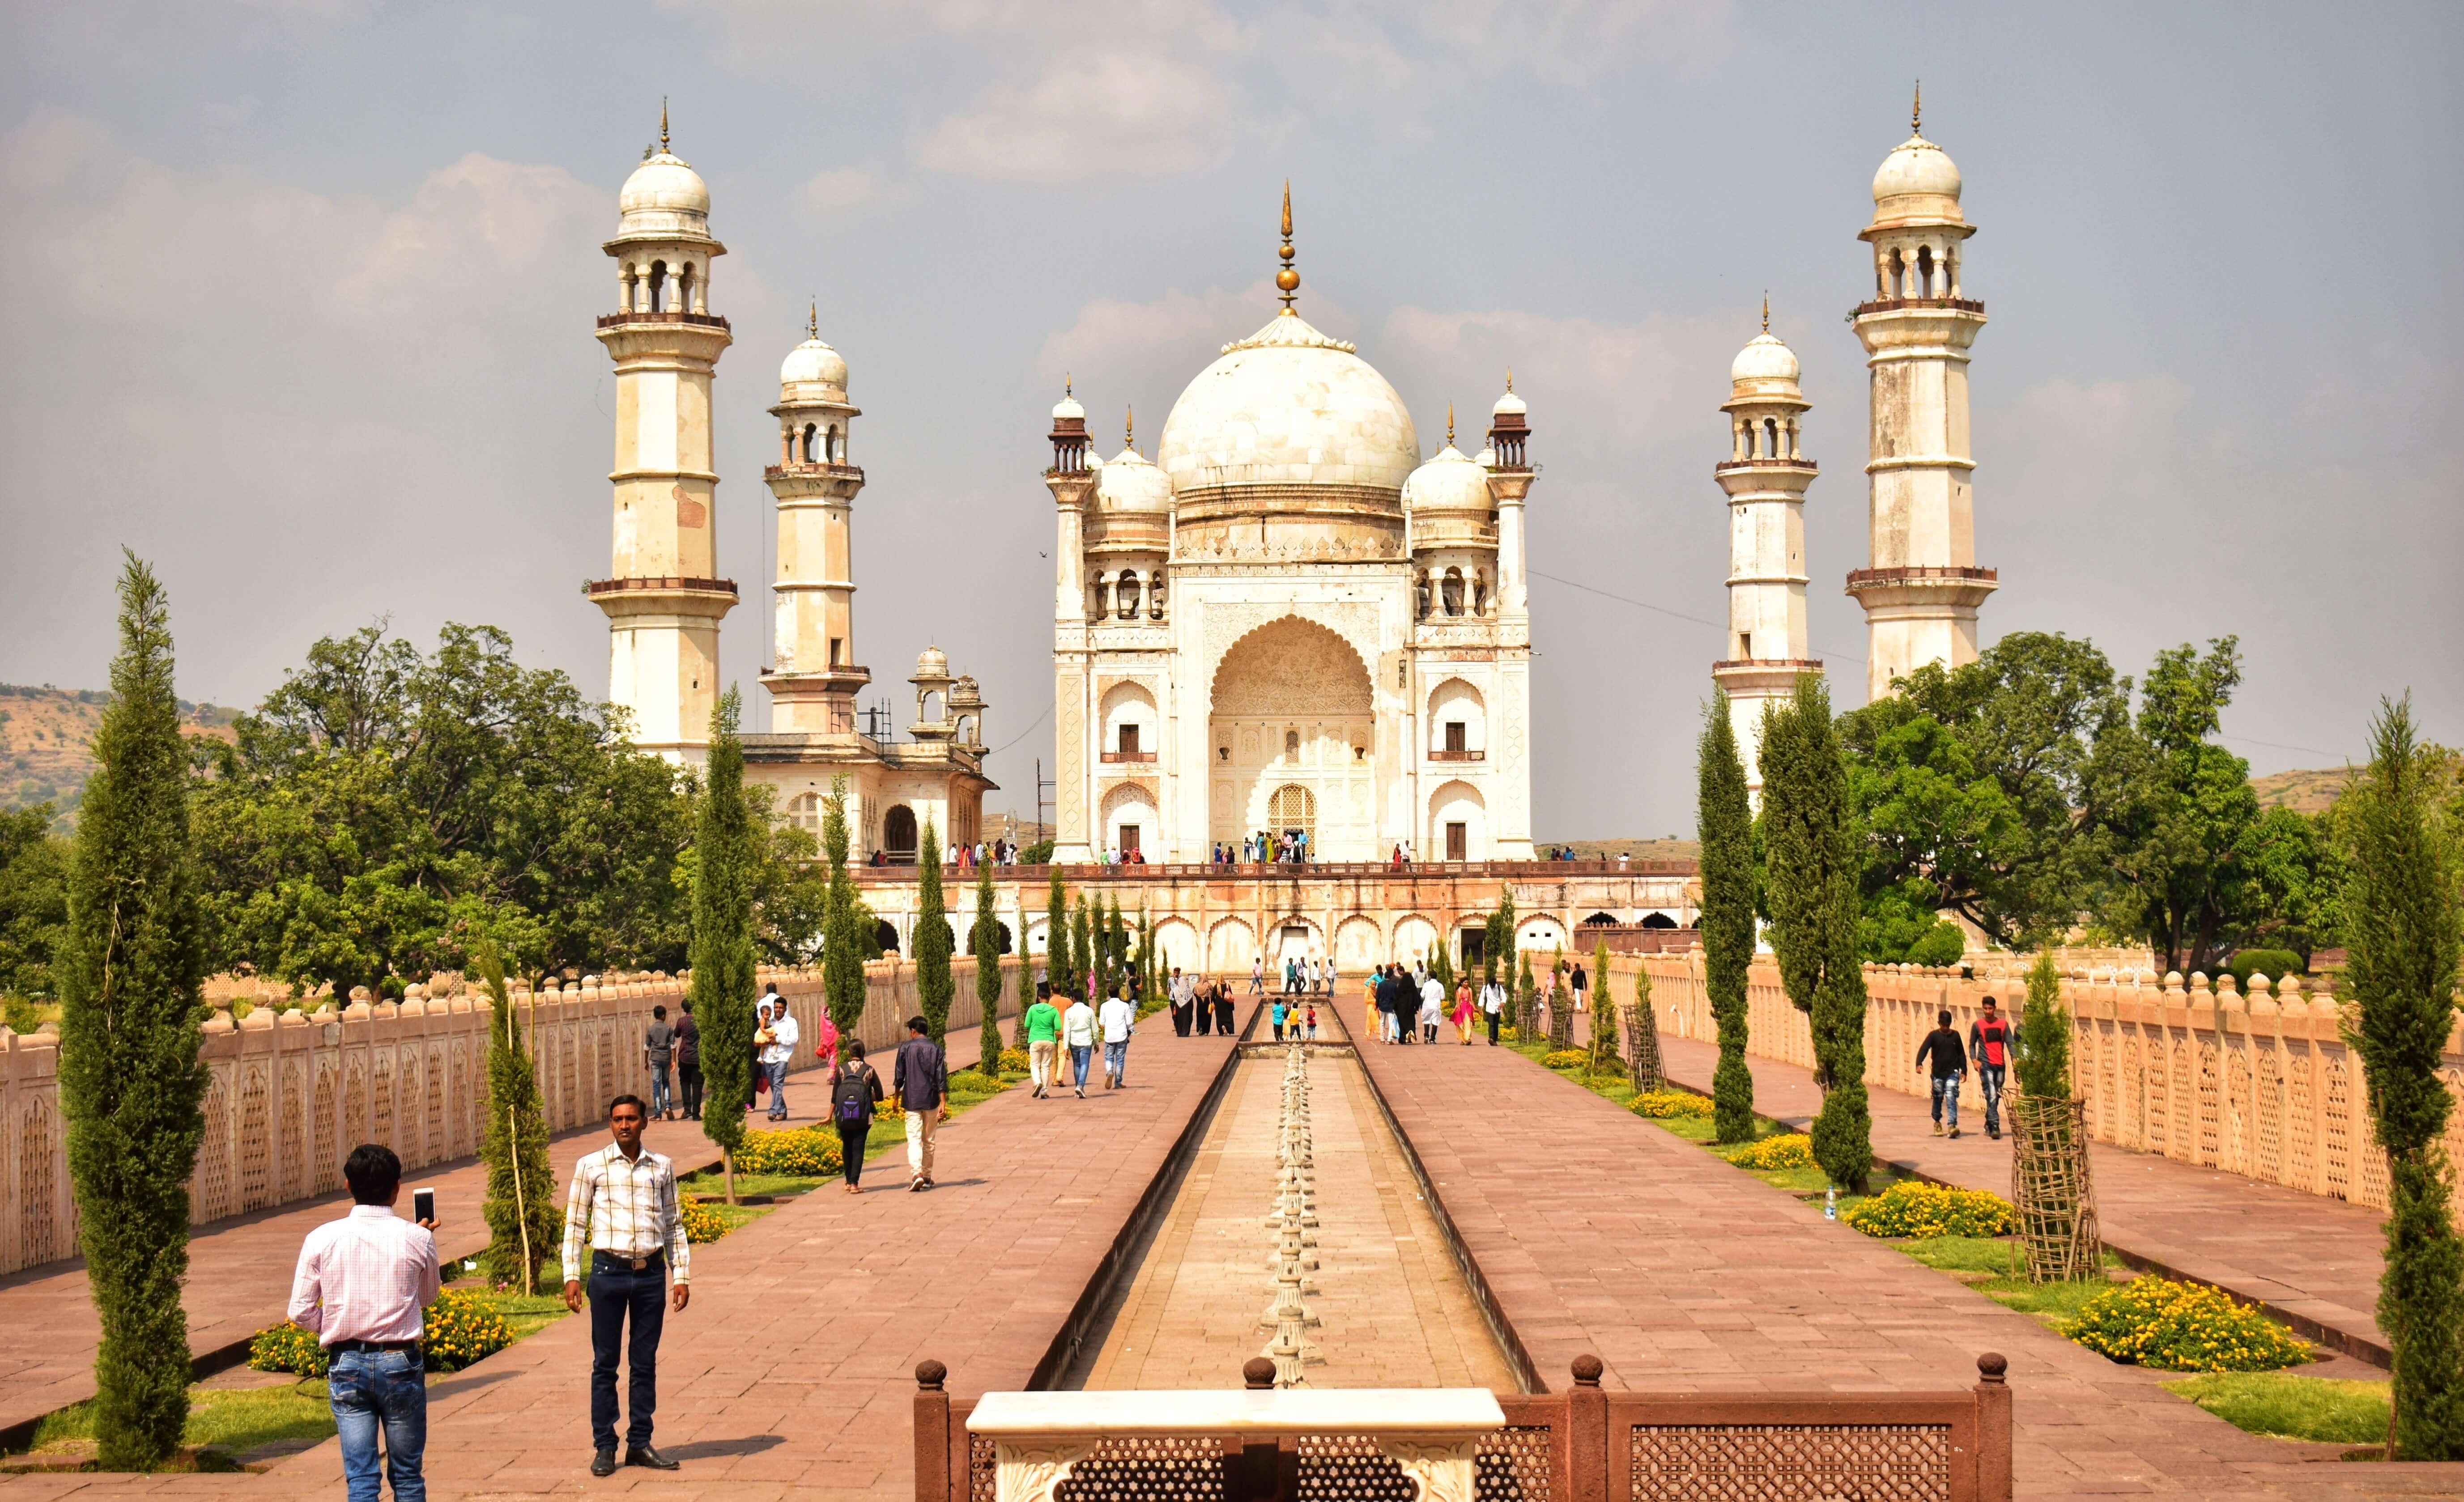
1549, 945, 1575, 1052
1045, 870, 1073, 999
1018, 891, 1036, 993
1759, 677, 1872, 1191
915, 817, 953, 1053
477, 941, 557, 1293
1698, 692, 1758, 1143
972, 859, 1004, 1072
59, 555, 209, 1471
1587, 937, 1618, 1076
2014, 950, 2072, 1099
1516, 947, 1537, 1040
1105, 898, 1128, 998
821, 776, 867, 1038
691, 689, 757, 1202
1072, 895, 1094, 1003
2343, 696, 2464, 1459
1484, 885, 1515, 986
1628, 960, 1665, 1093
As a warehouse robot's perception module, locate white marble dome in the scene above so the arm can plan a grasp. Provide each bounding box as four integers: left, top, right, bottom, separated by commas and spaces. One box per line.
1729, 332, 1800, 386
914, 644, 950, 680
1053, 389, 1085, 422
618, 151, 712, 237
779, 336, 847, 393
1097, 446, 1170, 512
1871, 134, 1963, 219
1156, 312, 1420, 497
1492, 386, 1527, 419
1401, 443, 1489, 514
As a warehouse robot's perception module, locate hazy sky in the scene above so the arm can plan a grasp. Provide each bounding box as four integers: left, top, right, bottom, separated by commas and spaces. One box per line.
4, 0, 2457, 837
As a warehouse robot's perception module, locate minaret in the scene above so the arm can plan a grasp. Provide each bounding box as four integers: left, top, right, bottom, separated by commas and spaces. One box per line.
762, 303, 870, 734
1484, 373, 1537, 859
1848, 88, 1994, 702
590, 107, 736, 762
1714, 301, 1820, 794
1047, 379, 1098, 862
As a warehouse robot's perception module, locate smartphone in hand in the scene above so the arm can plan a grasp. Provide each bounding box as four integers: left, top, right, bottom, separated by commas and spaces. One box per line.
413, 1188, 435, 1225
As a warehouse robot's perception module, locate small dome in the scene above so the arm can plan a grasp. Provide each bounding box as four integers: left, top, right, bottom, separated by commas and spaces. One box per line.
1052, 390, 1085, 422
779, 336, 847, 393
1729, 332, 1800, 385
1492, 386, 1527, 418
1871, 133, 1962, 217
1401, 444, 1489, 514
1096, 446, 1170, 512
618, 150, 711, 236
914, 645, 950, 680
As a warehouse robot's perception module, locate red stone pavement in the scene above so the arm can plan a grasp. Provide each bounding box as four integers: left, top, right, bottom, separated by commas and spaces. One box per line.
1646, 1032, 2396, 1365
1350, 1031, 2464, 1499
0, 1016, 1243, 1501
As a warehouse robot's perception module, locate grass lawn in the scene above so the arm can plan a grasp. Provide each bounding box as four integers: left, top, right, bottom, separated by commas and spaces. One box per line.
1891, 1235, 2130, 1328
30, 1382, 335, 1464
675, 1168, 829, 1200
2160, 1372, 2390, 1446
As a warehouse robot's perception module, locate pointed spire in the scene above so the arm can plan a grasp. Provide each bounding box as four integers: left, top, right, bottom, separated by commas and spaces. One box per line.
1125, 405, 1135, 453
1762, 293, 1770, 333
1447, 402, 1455, 447
1911, 80, 1921, 136
808, 299, 819, 339
660, 97, 671, 153
1505, 367, 1515, 394
1065, 373, 1073, 398
1275, 179, 1300, 313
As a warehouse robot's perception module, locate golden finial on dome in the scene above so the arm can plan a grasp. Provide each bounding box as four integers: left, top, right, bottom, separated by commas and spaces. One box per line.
1065, 373, 1072, 397
808, 299, 818, 339
660, 97, 670, 153
1125, 405, 1134, 452
1447, 402, 1455, 446
1275, 179, 1300, 312
1505, 367, 1514, 393
1762, 293, 1770, 333
1911, 81, 1921, 136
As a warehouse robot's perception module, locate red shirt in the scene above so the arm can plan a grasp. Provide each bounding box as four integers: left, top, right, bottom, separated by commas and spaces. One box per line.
1970, 1014, 2010, 1068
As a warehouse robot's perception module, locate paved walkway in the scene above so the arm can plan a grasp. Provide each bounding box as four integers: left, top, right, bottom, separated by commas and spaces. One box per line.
1649, 1033, 2396, 1363
1350, 1030, 2462, 1499
1, 1016, 1243, 1501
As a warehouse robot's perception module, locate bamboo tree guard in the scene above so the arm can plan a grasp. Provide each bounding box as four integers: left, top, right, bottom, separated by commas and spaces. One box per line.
2009, 1094, 2102, 1283
1622, 1001, 1665, 1094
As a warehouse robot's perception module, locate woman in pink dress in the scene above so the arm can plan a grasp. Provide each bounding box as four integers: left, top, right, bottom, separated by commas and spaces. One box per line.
811, 1013, 840, 1074
1451, 979, 1476, 1046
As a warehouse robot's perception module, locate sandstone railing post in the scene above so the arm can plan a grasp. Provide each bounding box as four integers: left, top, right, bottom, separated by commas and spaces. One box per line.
1567, 1354, 1609, 1502
1975, 1353, 2012, 1502
913, 1359, 952, 1502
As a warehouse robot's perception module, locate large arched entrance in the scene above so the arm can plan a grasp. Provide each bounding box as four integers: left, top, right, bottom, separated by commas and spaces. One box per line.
883, 805, 919, 865
1208, 617, 1375, 859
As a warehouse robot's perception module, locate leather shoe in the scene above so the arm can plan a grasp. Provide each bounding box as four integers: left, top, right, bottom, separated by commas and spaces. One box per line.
590, 1451, 617, 1477
626, 1446, 681, 1471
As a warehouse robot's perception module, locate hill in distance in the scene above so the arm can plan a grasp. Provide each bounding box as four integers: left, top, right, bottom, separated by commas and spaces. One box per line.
2248, 766, 2349, 815
0, 684, 238, 821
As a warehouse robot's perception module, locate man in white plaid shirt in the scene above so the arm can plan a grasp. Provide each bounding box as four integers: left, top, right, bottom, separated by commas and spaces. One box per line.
561, 1094, 690, 1475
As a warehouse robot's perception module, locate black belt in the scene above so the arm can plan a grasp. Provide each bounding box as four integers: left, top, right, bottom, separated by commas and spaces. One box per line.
328, 1338, 419, 1354
593, 1249, 667, 1272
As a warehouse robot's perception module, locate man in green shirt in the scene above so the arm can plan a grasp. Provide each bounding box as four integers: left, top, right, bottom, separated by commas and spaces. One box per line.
1023, 981, 1063, 1099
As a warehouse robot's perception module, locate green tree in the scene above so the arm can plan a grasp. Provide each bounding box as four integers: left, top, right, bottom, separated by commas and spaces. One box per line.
1759, 677, 1872, 1191
2342, 697, 2464, 1459
915, 817, 954, 1053
971, 859, 1004, 1072
58, 555, 210, 1470
1071, 895, 1094, 1003
1044, 870, 1074, 999
1515, 947, 1537, 1038
1105, 898, 1128, 999
1629, 960, 1664, 1093
1483, 885, 1515, 986
2013, 951, 2072, 1099
475, 940, 558, 1292
1698, 693, 1758, 1144
820, 777, 867, 1038
0, 804, 70, 1002
1587, 937, 1618, 1076
690, 690, 757, 1203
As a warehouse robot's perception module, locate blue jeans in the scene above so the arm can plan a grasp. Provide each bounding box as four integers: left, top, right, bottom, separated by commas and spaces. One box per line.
1069, 1044, 1093, 1086
1978, 1064, 2005, 1134
648, 1061, 672, 1116
1931, 1071, 1963, 1130
328, 1346, 426, 1502
587, 1252, 668, 1453
1104, 1040, 1128, 1083
764, 1058, 789, 1118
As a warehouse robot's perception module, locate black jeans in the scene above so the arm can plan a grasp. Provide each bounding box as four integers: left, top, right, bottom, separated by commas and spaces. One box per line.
587, 1252, 667, 1453
677, 1062, 703, 1118
1486, 1012, 1500, 1045
838, 1121, 867, 1186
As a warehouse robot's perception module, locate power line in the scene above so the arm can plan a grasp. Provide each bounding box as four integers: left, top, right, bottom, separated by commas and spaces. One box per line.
1530, 568, 1867, 665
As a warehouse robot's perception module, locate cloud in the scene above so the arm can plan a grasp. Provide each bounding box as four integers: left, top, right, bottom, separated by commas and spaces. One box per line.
914, 50, 1242, 181
797, 165, 892, 216
1381, 303, 1745, 447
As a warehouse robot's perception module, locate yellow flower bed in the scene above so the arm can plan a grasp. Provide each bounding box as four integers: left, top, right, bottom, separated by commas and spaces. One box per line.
1841, 1181, 2013, 1239
421, 1289, 513, 1372
730, 1127, 844, 1176
1726, 1133, 1817, 1170
1540, 1049, 1590, 1071
679, 1200, 731, 1244
2066, 1277, 2312, 1372
1630, 1090, 1716, 1119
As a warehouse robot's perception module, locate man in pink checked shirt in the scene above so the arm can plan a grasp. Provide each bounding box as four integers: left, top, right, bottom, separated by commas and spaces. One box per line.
287, 1144, 440, 1502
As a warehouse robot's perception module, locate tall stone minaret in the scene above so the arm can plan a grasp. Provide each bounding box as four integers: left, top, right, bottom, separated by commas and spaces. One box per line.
1848, 89, 1994, 702
1484, 376, 1537, 859
1713, 302, 1820, 795
591, 108, 735, 763
763, 305, 869, 734
1047, 382, 1097, 862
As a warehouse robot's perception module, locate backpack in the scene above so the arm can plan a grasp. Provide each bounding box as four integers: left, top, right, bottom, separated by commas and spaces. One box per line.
832, 1065, 871, 1125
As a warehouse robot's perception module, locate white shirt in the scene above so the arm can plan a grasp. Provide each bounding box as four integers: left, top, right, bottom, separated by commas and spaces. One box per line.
1099, 997, 1135, 1043
1481, 981, 1506, 1014
287, 1204, 439, 1346
1420, 978, 1446, 1021
559, 1141, 691, 1285
1063, 1001, 1098, 1046
759, 1005, 800, 1065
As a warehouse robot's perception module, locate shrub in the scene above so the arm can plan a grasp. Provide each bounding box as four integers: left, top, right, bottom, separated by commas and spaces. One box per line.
421, 1289, 513, 1372
1727, 1133, 1818, 1170
2066, 1277, 2313, 1372
1843, 1181, 2014, 1239
2226, 948, 2305, 987
1630, 1090, 1715, 1119
998, 1047, 1031, 1073
680, 1200, 731, 1244
729, 1127, 844, 1177
247, 1320, 330, 1377
1541, 1049, 1590, 1071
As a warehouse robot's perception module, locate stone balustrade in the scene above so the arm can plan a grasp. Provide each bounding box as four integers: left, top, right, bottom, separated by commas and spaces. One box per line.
0, 955, 1022, 1276
1615, 951, 2464, 1217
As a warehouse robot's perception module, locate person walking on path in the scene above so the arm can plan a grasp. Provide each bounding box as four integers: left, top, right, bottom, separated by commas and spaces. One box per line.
1063, 990, 1098, 1098
1250, 957, 1265, 995
1024, 981, 1062, 1098
826, 1040, 882, 1193
1968, 996, 2012, 1140
560, 1095, 690, 1476
757, 992, 799, 1120
1418, 970, 1445, 1044
1480, 972, 1506, 1045
1570, 959, 1589, 1015
1099, 988, 1136, 1088
894, 1015, 949, 1190
1169, 967, 1192, 1037
1193, 975, 1213, 1036
643, 1007, 676, 1120
1915, 1009, 1970, 1139
287, 1143, 439, 1502
673, 1003, 702, 1121
1213, 982, 1234, 1037
1452, 977, 1475, 1045
810, 1012, 839, 1075
1270, 995, 1288, 1042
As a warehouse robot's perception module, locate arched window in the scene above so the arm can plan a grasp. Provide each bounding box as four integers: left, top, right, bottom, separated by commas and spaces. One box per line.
1283, 730, 1300, 760
1888, 248, 1905, 299
1763, 417, 1779, 458
787, 792, 823, 832
883, 805, 919, 865
677, 263, 695, 314
649, 259, 668, 312
1117, 570, 1141, 619
1269, 784, 1317, 847
1441, 567, 1464, 615
801, 423, 818, 462
1916, 245, 1935, 298
874, 920, 902, 954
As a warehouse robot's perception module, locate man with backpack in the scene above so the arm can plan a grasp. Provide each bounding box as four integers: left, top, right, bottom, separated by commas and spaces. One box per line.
1969, 996, 2012, 1140
894, 1015, 949, 1191
1914, 1009, 1969, 1140
826, 1040, 882, 1193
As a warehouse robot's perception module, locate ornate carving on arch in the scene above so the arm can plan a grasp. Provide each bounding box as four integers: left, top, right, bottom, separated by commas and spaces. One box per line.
1200, 602, 1379, 702
1099, 781, 1160, 820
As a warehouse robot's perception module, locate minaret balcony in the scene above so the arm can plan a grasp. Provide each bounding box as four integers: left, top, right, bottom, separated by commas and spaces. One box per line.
1852, 297, 1984, 317
1843, 565, 1998, 609
583, 575, 740, 604
1712, 458, 1818, 476
596, 310, 732, 331
763, 462, 866, 482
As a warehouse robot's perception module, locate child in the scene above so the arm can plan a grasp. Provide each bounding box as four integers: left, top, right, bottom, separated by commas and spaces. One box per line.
1303, 1005, 1318, 1040
1271, 996, 1288, 1042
